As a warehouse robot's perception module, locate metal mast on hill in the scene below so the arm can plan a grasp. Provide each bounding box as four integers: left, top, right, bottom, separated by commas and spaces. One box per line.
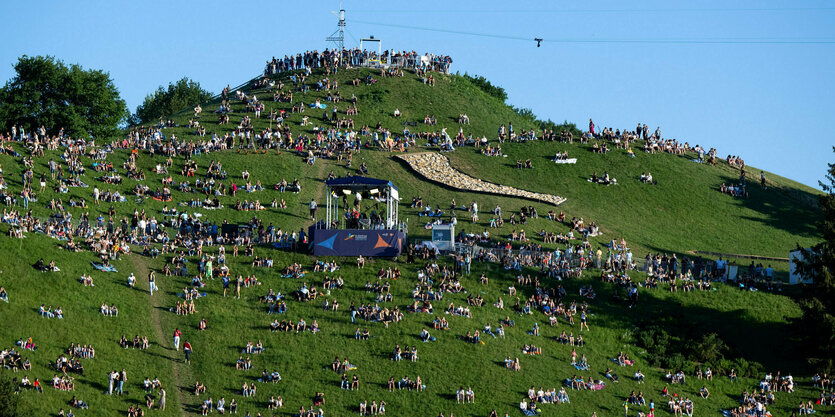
325, 1, 346, 50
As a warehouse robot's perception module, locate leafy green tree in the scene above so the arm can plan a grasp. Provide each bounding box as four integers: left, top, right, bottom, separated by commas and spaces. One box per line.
0, 373, 20, 417
461, 73, 508, 102
691, 333, 728, 364
796, 147, 835, 371
134, 77, 213, 125
0, 55, 128, 138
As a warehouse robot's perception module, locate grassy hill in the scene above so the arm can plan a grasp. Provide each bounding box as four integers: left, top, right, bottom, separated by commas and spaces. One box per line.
0, 65, 827, 417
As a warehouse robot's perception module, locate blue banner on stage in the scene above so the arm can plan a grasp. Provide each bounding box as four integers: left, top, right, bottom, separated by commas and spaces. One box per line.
310, 228, 405, 257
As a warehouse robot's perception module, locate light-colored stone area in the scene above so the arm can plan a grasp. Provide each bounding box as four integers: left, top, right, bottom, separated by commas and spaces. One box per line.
398, 152, 567, 206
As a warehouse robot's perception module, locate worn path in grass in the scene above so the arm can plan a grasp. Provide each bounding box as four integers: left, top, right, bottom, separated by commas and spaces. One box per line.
131, 255, 188, 416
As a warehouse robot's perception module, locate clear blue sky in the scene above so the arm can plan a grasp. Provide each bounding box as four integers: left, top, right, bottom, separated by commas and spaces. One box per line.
1, 0, 833, 188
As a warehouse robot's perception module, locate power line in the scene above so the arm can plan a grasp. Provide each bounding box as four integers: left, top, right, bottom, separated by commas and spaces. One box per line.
345, 29, 361, 47
350, 7, 835, 14
349, 20, 530, 41
349, 19, 835, 45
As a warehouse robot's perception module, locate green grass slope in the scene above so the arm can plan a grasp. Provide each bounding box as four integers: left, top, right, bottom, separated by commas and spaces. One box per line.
160, 66, 822, 260
0, 66, 827, 417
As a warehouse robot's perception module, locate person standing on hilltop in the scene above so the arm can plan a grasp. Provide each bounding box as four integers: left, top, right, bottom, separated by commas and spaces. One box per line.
589, 119, 595, 135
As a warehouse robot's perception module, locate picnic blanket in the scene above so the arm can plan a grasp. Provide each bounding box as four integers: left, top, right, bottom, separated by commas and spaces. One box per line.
309, 103, 327, 109
573, 363, 589, 370
91, 262, 117, 272
554, 158, 578, 164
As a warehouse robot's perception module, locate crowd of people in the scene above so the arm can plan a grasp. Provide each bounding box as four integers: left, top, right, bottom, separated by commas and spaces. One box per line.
0, 47, 818, 417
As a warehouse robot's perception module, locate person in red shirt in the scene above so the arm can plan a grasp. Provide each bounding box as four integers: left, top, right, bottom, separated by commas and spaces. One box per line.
33, 378, 43, 392
184, 341, 193, 364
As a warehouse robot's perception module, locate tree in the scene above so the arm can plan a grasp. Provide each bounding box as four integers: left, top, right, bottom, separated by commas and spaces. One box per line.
691, 333, 728, 364
461, 73, 508, 102
0, 373, 20, 417
133, 77, 213, 125
796, 147, 835, 372
0, 55, 129, 138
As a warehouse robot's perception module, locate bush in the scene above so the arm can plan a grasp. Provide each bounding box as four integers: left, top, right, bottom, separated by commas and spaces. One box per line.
134, 77, 213, 125
660, 353, 692, 371
461, 73, 507, 102
716, 358, 735, 374
733, 357, 762, 378
691, 333, 728, 364
0, 373, 20, 417
637, 326, 672, 357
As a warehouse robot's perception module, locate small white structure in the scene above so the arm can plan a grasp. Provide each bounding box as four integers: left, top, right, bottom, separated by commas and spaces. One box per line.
431, 223, 455, 252
789, 249, 815, 285
726, 265, 738, 282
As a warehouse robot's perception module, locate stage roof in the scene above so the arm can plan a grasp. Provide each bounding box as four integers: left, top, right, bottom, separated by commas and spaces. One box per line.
325, 176, 398, 191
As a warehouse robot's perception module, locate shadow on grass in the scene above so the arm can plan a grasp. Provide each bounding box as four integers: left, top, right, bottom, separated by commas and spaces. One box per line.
590, 281, 809, 373
716, 174, 821, 239
141, 349, 174, 362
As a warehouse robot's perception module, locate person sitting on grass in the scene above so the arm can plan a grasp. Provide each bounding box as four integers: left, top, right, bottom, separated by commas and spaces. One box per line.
194, 380, 206, 395
267, 395, 284, 409
456, 387, 466, 404
522, 345, 542, 355
635, 370, 645, 383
